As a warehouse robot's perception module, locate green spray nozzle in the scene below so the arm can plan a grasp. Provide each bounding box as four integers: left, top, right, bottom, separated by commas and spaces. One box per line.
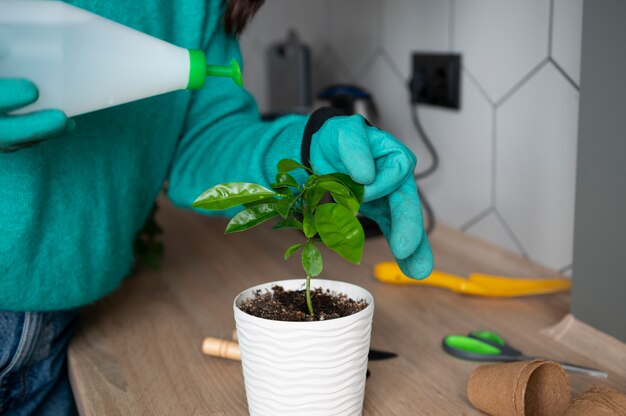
206, 59, 243, 88
187, 49, 243, 90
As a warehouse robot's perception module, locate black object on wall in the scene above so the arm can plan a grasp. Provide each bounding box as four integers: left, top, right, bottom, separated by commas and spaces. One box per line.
572, 0, 626, 342
268, 30, 312, 114
410, 53, 461, 109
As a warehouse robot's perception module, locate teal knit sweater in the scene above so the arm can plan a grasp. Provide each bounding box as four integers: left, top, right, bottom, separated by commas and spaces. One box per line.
0, 0, 307, 311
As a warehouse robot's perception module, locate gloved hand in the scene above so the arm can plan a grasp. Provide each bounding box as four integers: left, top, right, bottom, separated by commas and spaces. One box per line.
0, 79, 73, 152
310, 114, 433, 279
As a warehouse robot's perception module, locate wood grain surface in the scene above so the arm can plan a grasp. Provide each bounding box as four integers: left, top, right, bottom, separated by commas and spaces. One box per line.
68, 196, 626, 415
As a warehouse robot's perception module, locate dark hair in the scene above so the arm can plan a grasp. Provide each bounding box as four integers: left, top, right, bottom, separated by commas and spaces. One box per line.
223, 0, 265, 35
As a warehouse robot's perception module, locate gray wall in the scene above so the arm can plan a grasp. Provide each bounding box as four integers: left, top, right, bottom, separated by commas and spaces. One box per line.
572, 0, 626, 342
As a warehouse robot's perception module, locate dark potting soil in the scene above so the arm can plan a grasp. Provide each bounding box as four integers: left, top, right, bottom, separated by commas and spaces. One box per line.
239, 285, 368, 322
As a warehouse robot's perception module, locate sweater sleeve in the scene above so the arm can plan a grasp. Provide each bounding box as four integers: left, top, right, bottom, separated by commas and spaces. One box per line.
166, 8, 308, 217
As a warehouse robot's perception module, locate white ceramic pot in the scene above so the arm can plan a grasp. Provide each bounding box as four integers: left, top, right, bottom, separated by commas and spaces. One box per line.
234, 279, 375, 416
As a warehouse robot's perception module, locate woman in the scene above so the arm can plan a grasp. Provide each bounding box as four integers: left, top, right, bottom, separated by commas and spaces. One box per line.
0, 0, 433, 414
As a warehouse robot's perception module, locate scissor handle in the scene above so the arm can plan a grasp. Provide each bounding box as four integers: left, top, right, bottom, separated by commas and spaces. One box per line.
443, 335, 507, 362
442, 331, 523, 362
468, 331, 523, 356
469, 330, 505, 346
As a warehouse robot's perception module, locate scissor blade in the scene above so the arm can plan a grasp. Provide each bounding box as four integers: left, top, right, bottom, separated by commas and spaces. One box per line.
556, 362, 608, 378
368, 348, 398, 360
518, 355, 608, 378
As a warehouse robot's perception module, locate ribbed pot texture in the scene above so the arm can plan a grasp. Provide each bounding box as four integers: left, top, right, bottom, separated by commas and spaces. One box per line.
234, 279, 375, 416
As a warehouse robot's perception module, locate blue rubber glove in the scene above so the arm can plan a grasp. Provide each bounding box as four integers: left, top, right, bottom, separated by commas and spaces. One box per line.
310, 115, 433, 279
0, 79, 73, 152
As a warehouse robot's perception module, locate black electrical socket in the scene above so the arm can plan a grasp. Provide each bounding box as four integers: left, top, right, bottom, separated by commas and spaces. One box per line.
409, 53, 461, 109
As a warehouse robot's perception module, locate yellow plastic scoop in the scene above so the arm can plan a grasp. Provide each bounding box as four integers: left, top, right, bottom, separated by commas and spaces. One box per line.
373, 262, 571, 297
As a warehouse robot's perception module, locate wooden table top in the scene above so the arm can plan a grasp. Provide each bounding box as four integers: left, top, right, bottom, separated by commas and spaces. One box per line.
68, 197, 626, 415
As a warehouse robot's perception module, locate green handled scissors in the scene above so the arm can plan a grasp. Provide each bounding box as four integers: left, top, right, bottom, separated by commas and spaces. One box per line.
442, 330, 608, 378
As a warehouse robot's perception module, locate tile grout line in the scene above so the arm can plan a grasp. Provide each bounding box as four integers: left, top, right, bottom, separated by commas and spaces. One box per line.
548, 0, 554, 57
495, 58, 549, 108
493, 209, 530, 258
463, 67, 496, 107
460, 207, 493, 232
330, 43, 359, 82
354, 49, 384, 83
549, 57, 580, 91
380, 48, 407, 86
449, 0, 456, 52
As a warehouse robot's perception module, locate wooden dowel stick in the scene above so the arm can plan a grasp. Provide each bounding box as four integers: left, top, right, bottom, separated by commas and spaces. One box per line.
201, 337, 241, 361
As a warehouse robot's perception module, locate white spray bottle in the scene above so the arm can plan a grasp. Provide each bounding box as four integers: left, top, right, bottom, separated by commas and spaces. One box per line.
0, 1, 242, 117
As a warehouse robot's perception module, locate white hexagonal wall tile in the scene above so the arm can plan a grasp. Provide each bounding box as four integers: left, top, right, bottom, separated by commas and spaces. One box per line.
311, 46, 353, 96
329, 0, 380, 79
455, 0, 550, 103
465, 212, 524, 256
381, 0, 450, 79
239, 0, 332, 112
496, 63, 579, 270
357, 53, 414, 146
417, 72, 494, 228
552, 0, 583, 85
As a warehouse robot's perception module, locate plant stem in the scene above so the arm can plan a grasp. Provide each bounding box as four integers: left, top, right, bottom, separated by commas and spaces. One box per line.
306, 274, 314, 316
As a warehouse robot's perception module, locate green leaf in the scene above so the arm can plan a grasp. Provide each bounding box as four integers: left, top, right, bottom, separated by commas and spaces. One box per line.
317, 179, 360, 214
314, 203, 365, 264
275, 172, 299, 188
275, 196, 295, 218
225, 203, 279, 233
305, 174, 319, 188
193, 183, 276, 210
244, 196, 279, 208
270, 184, 293, 196
284, 243, 304, 260
277, 159, 311, 174
273, 218, 304, 231
302, 242, 323, 277
303, 209, 317, 238
331, 193, 360, 215
325, 173, 365, 203
317, 179, 350, 195
304, 186, 327, 209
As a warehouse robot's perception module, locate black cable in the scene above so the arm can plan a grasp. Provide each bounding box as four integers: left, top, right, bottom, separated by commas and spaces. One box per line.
419, 187, 435, 235
409, 104, 439, 235
411, 105, 439, 180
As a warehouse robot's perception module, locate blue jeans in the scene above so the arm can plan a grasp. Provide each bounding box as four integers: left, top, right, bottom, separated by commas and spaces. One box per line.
0, 310, 79, 416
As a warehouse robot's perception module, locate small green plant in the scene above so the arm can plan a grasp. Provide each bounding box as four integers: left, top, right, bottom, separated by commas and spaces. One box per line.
192, 159, 365, 316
